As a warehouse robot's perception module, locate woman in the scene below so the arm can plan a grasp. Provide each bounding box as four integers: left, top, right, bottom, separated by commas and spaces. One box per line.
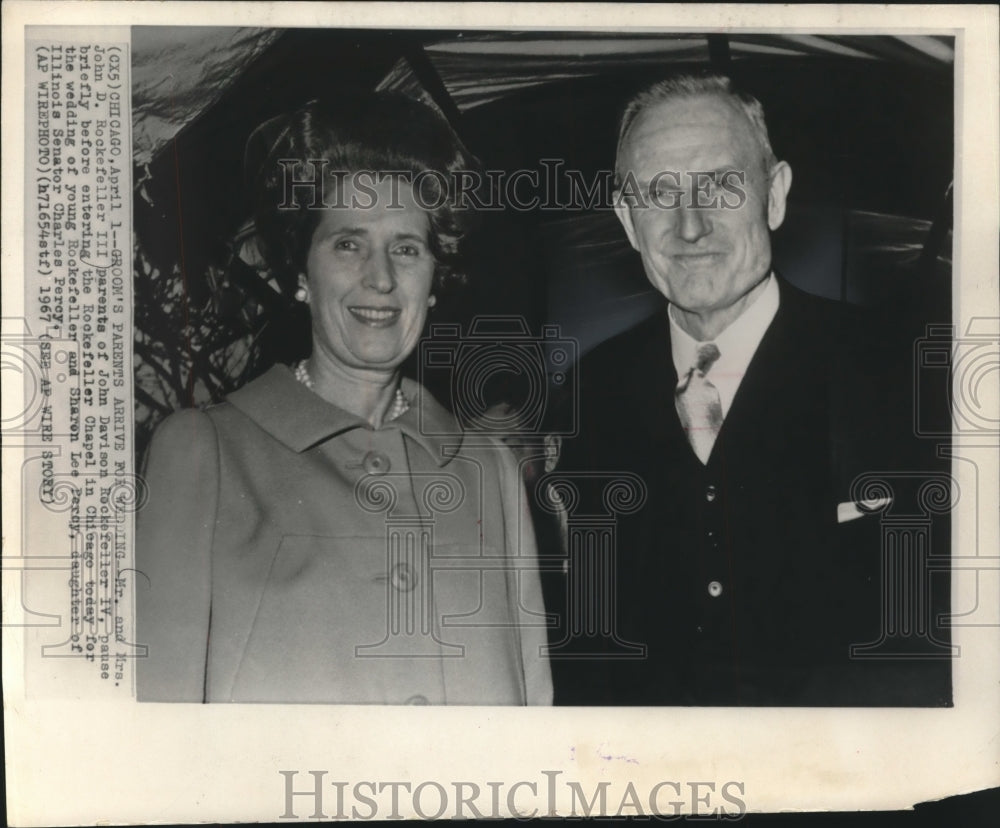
136, 94, 552, 704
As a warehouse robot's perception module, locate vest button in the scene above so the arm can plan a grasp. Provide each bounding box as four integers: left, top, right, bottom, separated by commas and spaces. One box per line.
708, 580, 723, 598
706, 484, 717, 502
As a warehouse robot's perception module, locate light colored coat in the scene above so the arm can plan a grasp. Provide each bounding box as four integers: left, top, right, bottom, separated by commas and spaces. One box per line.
136, 365, 552, 704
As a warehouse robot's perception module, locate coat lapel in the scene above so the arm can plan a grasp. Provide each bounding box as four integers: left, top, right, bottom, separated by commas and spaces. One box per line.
629, 309, 690, 456
710, 278, 827, 467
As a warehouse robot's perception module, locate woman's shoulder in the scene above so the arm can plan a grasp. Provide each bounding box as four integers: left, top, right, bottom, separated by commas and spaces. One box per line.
149, 408, 218, 466
150, 405, 218, 442
150, 396, 282, 464
149, 365, 294, 442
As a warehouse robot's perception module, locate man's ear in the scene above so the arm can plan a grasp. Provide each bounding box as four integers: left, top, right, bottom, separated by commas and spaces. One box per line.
766, 161, 793, 231
613, 192, 640, 251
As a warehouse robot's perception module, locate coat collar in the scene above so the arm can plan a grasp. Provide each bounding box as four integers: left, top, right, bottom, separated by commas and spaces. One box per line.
225, 365, 463, 466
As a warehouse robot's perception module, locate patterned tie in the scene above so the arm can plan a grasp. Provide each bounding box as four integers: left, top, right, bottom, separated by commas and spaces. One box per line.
675, 342, 723, 464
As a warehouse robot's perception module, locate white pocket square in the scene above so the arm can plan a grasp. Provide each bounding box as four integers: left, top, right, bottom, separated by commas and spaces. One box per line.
837, 497, 892, 524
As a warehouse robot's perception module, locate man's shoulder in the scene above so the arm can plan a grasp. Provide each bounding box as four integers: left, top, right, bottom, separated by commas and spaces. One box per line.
773, 278, 887, 369
549, 310, 669, 443
778, 279, 876, 336
777, 277, 865, 330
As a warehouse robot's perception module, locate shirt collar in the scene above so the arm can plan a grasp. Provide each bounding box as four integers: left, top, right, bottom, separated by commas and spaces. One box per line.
668, 272, 780, 376
225, 365, 462, 466
668, 273, 780, 417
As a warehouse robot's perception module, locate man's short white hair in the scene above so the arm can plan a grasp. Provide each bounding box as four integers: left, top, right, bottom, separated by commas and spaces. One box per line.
615, 74, 778, 185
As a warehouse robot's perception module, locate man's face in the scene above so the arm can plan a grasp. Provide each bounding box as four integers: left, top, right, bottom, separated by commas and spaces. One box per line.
614, 94, 792, 320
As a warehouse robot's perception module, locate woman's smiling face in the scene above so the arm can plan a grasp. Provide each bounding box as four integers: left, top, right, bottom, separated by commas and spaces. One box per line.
304, 176, 436, 374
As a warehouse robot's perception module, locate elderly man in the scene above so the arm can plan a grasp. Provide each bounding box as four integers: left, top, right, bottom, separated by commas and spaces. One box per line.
548, 74, 950, 706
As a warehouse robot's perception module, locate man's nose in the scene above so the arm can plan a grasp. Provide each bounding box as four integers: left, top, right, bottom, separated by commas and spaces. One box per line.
675, 205, 711, 243
362, 249, 396, 293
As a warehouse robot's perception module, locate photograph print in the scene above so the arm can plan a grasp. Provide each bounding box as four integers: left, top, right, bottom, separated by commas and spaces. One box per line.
130, 27, 956, 707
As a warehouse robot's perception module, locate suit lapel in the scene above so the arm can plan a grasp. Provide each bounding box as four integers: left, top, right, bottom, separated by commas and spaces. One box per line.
712, 279, 826, 466
631, 309, 691, 457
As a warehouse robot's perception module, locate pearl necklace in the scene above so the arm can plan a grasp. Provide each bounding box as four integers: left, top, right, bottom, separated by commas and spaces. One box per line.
293, 360, 411, 422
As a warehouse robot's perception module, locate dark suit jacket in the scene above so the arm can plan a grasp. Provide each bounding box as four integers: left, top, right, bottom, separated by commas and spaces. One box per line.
546, 277, 951, 706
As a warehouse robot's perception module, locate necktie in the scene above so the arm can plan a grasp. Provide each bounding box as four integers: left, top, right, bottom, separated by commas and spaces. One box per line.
675, 342, 723, 464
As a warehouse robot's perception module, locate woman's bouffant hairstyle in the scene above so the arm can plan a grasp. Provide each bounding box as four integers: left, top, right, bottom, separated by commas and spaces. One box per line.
247, 92, 480, 297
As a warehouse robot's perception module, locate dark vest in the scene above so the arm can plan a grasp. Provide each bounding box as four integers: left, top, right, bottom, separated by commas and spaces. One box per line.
544, 279, 950, 706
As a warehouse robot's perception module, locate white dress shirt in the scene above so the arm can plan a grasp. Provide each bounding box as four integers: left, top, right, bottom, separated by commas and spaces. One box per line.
668, 273, 780, 420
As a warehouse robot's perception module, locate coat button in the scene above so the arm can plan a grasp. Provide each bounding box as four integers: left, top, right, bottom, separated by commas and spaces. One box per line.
390, 562, 418, 592
706, 484, 717, 502
707, 580, 723, 598
406, 694, 429, 705
363, 451, 390, 475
